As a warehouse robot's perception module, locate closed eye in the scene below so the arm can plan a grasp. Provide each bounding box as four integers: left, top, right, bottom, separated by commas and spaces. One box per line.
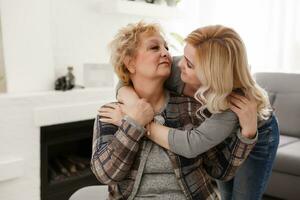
184, 56, 194, 69
150, 46, 160, 50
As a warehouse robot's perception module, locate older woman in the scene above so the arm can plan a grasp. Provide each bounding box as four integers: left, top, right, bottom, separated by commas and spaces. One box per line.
91, 22, 257, 200
114, 25, 279, 200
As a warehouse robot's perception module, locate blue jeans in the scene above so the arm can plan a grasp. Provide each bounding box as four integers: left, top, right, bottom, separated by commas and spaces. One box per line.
216, 114, 280, 200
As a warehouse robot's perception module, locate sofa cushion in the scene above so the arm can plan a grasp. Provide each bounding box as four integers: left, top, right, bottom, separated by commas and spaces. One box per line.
272, 93, 300, 138
278, 135, 299, 147
273, 140, 300, 176
254, 73, 300, 93
268, 91, 276, 105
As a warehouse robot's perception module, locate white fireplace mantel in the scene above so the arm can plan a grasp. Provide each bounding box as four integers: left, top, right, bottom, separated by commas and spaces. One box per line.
0, 88, 114, 200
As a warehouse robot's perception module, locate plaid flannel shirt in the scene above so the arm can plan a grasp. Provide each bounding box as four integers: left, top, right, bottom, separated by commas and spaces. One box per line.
91, 92, 256, 200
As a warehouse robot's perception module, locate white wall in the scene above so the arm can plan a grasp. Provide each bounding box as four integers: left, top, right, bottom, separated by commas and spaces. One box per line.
197, 0, 300, 73
50, 0, 200, 86
1, 0, 299, 93
0, 16, 6, 93
0, 0, 201, 93
0, 0, 55, 93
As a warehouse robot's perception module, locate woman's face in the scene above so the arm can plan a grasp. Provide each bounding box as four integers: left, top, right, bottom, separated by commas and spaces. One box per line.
132, 33, 172, 81
178, 43, 202, 87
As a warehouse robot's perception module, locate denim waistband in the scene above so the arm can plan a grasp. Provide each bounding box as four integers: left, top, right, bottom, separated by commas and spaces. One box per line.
258, 114, 275, 131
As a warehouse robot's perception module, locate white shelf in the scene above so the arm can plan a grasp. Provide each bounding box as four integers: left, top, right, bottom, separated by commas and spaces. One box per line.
0, 157, 24, 182
34, 100, 113, 126
99, 0, 180, 19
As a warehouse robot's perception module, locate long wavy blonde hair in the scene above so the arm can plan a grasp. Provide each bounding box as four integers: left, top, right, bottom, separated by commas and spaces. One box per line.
185, 25, 272, 120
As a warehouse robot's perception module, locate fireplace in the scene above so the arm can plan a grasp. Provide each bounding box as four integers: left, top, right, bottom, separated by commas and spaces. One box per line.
40, 119, 101, 200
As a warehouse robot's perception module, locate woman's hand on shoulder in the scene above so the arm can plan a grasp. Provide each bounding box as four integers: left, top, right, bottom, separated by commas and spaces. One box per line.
228, 91, 258, 138
98, 102, 124, 126
121, 99, 155, 127
117, 86, 154, 126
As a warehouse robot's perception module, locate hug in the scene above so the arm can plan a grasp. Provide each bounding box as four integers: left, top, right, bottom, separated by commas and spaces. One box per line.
91, 21, 279, 200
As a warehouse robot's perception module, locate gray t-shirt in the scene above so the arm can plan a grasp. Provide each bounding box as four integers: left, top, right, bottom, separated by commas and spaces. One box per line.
134, 143, 185, 200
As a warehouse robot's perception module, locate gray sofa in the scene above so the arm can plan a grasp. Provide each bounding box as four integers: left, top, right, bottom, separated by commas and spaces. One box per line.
255, 72, 300, 200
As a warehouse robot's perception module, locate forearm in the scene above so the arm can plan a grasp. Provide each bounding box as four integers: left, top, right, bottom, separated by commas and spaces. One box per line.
147, 122, 170, 150
169, 110, 239, 158
91, 115, 145, 184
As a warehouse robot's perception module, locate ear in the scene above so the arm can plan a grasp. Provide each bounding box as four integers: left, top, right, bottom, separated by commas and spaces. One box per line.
124, 56, 135, 73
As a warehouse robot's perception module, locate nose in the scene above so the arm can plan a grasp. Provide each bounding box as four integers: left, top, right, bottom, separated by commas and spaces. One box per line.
161, 47, 170, 58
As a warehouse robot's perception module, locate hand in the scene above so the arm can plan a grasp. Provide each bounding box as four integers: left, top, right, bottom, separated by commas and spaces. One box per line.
121, 98, 154, 127
228, 92, 257, 138
98, 103, 124, 126
117, 86, 139, 106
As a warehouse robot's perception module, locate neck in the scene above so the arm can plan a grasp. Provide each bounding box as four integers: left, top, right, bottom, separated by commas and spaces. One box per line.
132, 77, 166, 113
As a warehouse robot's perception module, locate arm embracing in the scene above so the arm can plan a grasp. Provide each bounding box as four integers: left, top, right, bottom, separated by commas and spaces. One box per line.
90, 115, 146, 185
168, 110, 239, 158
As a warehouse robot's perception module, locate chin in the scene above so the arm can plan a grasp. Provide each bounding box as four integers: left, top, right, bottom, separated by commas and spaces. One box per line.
158, 67, 171, 75
180, 73, 189, 84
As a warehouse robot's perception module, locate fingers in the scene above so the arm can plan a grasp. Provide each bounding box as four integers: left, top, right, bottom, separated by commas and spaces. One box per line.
98, 107, 113, 116
229, 96, 245, 109
97, 102, 124, 126
229, 102, 241, 115
98, 103, 119, 118
230, 93, 249, 104
99, 117, 112, 123
98, 103, 118, 113
98, 111, 112, 118
102, 102, 118, 109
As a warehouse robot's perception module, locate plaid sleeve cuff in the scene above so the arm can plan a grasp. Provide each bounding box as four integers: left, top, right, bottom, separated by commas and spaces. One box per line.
237, 129, 258, 144
122, 115, 146, 141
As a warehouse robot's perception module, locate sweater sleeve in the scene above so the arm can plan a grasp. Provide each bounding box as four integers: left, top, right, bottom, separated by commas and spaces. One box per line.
203, 130, 257, 181
164, 56, 185, 95
90, 114, 146, 185
168, 110, 239, 158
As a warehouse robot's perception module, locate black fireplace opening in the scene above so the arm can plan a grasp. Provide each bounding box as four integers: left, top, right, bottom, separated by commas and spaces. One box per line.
41, 119, 101, 200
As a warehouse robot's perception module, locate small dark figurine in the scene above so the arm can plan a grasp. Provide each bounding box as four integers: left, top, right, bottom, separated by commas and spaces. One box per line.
55, 66, 75, 91
145, 0, 155, 3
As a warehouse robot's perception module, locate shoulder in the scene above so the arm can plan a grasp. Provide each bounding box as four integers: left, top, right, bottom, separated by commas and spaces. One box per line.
166, 91, 202, 126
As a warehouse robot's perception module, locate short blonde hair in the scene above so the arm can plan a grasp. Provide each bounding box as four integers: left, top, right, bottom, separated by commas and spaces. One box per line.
186, 25, 272, 120
109, 21, 162, 85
